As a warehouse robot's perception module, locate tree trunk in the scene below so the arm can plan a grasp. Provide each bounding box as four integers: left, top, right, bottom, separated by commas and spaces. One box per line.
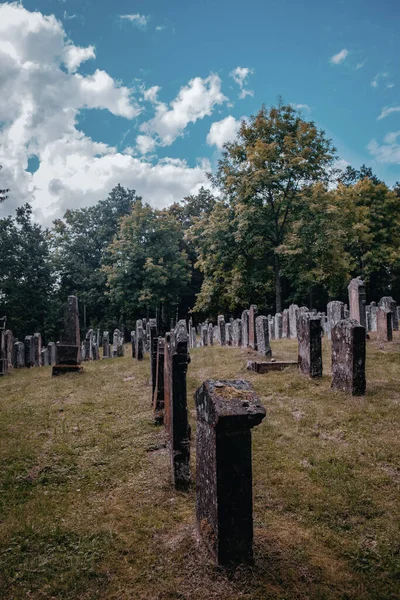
274, 253, 282, 313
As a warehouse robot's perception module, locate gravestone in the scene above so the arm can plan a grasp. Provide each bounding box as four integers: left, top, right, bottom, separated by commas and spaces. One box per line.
5, 330, 14, 369
102, 331, 110, 359
377, 307, 393, 342
378, 297, 398, 331
53, 295, 82, 376
153, 338, 165, 424
130, 332, 135, 359
195, 379, 266, 565
327, 301, 345, 340
331, 319, 366, 395
348, 277, 366, 328
298, 314, 322, 378
288, 304, 299, 339
32, 332, 41, 366
217, 315, 226, 346
24, 335, 34, 368
248, 305, 258, 349
92, 342, 100, 361
232, 319, 242, 347
268, 316, 275, 341
255, 316, 272, 357
136, 320, 144, 361
282, 309, 289, 338
41, 348, 49, 366
14, 341, 25, 368
48, 342, 57, 365
201, 324, 208, 347
241, 310, 249, 348
191, 327, 197, 349
207, 322, 214, 346
225, 323, 232, 346
85, 329, 94, 361
274, 313, 282, 339
164, 321, 191, 490
149, 319, 158, 401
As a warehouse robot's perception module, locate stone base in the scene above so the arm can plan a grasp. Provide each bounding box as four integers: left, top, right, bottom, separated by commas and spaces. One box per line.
52, 364, 83, 376
247, 360, 298, 373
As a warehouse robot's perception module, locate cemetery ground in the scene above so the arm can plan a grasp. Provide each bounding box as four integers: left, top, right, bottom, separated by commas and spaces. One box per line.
1, 337, 399, 600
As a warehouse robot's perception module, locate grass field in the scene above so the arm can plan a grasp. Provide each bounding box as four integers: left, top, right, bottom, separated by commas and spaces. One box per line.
1, 334, 399, 600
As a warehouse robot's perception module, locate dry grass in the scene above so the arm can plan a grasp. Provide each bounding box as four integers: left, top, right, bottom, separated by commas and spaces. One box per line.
0, 333, 399, 599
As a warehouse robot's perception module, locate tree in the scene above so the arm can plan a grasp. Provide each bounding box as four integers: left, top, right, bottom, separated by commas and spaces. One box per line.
103, 200, 191, 331
0, 165, 9, 203
209, 102, 337, 311
339, 164, 382, 186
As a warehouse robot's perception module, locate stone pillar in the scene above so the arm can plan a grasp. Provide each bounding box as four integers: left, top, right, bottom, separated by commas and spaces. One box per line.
47, 342, 57, 365
348, 277, 366, 328
274, 313, 282, 339
248, 305, 258, 349
241, 310, 249, 348
153, 338, 165, 424
163, 321, 191, 490
378, 297, 398, 331
131, 332, 136, 358
288, 304, 299, 339
24, 335, 34, 368
195, 379, 266, 565
327, 301, 345, 340
201, 324, 208, 347
102, 331, 110, 358
298, 314, 322, 378
14, 341, 25, 368
377, 308, 393, 342
282, 309, 289, 338
207, 322, 214, 346
135, 320, 144, 361
268, 316, 275, 341
232, 319, 242, 347
217, 315, 226, 346
31, 332, 41, 366
225, 323, 232, 346
53, 295, 82, 376
255, 316, 272, 357
331, 319, 366, 395
85, 329, 94, 361
191, 327, 197, 349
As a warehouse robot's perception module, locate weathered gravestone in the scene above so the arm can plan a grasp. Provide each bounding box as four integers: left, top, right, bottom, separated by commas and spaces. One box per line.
378, 297, 398, 331
298, 314, 322, 378
85, 329, 93, 361
255, 316, 272, 357
41, 347, 49, 366
282, 309, 289, 339
164, 321, 191, 490
92, 342, 100, 361
153, 338, 165, 424
289, 304, 299, 339
149, 319, 158, 401
232, 319, 242, 347
33, 332, 42, 367
331, 319, 366, 395
53, 295, 82, 376
327, 301, 345, 340
274, 313, 282, 339
102, 331, 110, 359
13, 341, 25, 368
0, 318, 7, 376
207, 322, 214, 346
377, 307, 393, 342
130, 331, 135, 359
47, 342, 57, 365
225, 323, 232, 346
135, 320, 144, 361
268, 316, 275, 341
241, 310, 249, 348
195, 379, 266, 565
201, 324, 208, 347
348, 277, 366, 328
24, 335, 34, 368
5, 330, 14, 369
217, 315, 226, 346
248, 305, 258, 349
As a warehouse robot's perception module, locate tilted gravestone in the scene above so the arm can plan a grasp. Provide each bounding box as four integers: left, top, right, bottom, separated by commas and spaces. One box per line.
378, 297, 398, 331
377, 307, 393, 342
164, 321, 191, 490
195, 379, 266, 565
248, 305, 258, 349
331, 319, 366, 395
255, 316, 272, 357
241, 310, 249, 348
53, 295, 82, 376
153, 338, 165, 424
298, 314, 322, 378
348, 277, 366, 328
327, 301, 345, 340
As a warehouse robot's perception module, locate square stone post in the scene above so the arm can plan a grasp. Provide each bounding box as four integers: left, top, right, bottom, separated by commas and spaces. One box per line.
164, 321, 191, 490
331, 319, 366, 395
377, 308, 393, 342
195, 379, 266, 565
248, 305, 258, 349
348, 277, 366, 328
298, 314, 322, 378
255, 316, 272, 357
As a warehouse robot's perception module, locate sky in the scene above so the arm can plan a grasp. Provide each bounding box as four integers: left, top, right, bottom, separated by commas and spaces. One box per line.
0, 0, 399, 224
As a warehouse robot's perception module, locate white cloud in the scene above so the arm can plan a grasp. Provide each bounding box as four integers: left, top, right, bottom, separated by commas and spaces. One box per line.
136, 135, 156, 154
63, 43, 95, 73
371, 75, 379, 88
63, 11, 76, 21
290, 103, 311, 112
330, 49, 348, 65
377, 106, 400, 120
206, 116, 241, 149
229, 66, 254, 99
355, 62, 364, 69
119, 14, 149, 28
155, 25, 165, 32
0, 4, 211, 223
140, 74, 227, 146
142, 85, 161, 104
368, 132, 400, 164
387, 83, 395, 89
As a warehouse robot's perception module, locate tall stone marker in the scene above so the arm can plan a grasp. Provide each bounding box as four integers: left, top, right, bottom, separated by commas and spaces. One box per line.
149, 319, 158, 401
377, 307, 393, 343
378, 297, 398, 331
153, 338, 165, 424
248, 305, 258, 349
53, 295, 82, 376
288, 304, 299, 339
327, 301, 345, 340
135, 320, 144, 361
102, 331, 110, 359
348, 277, 366, 329
298, 314, 322, 378
241, 310, 249, 348
232, 319, 242, 347
195, 379, 266, 565
255, 316, 272, 357
331, 319, 366, 395
164, 321, 191, 490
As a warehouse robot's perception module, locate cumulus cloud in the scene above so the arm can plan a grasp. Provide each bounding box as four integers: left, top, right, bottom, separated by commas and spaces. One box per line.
330, 49, 348, 65
377, 106, 400, 120
142, 85, 161, 104
140, 74, 227, 146
136, 134, 156, 154
368, 132, 400, 164
206, 116, 241, 149
0, 3, 209, 224
290, 103, 311, 112
229, 66, 254, 99
119, 14, 149, 28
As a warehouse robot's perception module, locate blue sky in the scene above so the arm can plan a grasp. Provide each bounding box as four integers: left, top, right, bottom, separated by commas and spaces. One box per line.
0, 0, 399, 223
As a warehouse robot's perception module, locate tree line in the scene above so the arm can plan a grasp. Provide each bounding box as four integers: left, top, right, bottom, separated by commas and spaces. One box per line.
1, 101, 400, 342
